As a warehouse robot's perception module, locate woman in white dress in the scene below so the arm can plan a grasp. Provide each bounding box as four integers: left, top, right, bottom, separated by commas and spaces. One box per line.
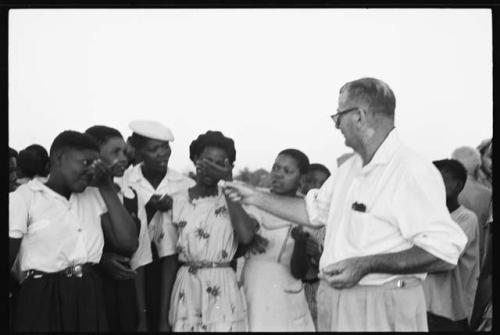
167, 131, 258, 332
242, 148, 315, 331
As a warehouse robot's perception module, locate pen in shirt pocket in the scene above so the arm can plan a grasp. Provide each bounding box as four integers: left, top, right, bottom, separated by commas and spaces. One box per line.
352, 202, 367, 213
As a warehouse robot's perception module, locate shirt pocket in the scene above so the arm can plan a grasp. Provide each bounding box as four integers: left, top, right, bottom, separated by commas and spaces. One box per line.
27, 219, 52, 234
348, 210, 394, 250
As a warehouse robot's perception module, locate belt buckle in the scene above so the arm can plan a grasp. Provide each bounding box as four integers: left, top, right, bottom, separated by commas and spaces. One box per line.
66, 264, 83, 278
396, 279, 406, 288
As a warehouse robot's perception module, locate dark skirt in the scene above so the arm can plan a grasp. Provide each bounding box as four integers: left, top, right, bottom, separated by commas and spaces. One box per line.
15, 266, 108, 332
144, 258, 162, 331
96, 267, 138, 331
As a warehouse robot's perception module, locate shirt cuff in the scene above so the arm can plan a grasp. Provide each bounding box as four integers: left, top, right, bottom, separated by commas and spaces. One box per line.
304, 189, 325, 227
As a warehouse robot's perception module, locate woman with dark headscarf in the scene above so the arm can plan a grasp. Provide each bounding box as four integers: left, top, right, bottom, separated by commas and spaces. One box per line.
166, 131, 257, 331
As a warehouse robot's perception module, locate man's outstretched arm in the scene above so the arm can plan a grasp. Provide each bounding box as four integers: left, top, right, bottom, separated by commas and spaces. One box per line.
222, 180, 313, 226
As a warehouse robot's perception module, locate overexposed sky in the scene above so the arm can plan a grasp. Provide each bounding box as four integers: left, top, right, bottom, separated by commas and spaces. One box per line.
9, 9, 492, 175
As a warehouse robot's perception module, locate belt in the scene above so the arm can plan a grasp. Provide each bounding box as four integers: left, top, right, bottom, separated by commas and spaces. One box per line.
303, 277, 320, 285
381, 277, 421, 289
25, 263, 94, 280
182, 261, 231, 275
320, 276, 421, 290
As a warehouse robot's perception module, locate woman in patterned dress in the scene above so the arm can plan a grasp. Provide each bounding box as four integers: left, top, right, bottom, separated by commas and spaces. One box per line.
166, 131, 258, 331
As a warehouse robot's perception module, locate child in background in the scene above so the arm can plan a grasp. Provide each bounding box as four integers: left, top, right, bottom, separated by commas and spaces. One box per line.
293, 163, 331, 330
423, 159, 480, 331
16, 144, 50, 185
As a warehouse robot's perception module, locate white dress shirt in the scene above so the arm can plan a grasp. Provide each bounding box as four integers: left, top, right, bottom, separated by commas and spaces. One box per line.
9, 179, 107, 273
122, 163, 195, 267
305, 129, 467, 285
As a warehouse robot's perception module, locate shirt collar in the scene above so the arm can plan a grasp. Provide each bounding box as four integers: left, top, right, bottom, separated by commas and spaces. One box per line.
27, 178, 72, 203
361, 128, 402, 171
128, 162, 185, 184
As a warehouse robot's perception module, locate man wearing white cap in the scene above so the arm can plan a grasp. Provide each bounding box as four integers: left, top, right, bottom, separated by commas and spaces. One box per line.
121, 120, 195, 331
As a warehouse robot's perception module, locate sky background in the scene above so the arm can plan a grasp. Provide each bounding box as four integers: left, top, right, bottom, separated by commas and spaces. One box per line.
9, 9, 492, 176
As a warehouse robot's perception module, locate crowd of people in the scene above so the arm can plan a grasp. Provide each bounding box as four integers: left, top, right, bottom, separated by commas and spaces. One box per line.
8, 77, 492, 332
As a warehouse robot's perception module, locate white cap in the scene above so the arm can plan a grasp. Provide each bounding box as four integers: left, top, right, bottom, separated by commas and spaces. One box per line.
129, 120, 174, 142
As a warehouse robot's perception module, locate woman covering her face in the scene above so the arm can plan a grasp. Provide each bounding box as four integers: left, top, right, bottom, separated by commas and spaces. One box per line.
240, 149, 315, 331
166, 130, 257, 332
85, 125, 142, 332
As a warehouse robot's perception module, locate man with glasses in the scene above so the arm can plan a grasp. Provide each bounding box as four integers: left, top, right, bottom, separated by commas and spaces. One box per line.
222, 77, 467, 331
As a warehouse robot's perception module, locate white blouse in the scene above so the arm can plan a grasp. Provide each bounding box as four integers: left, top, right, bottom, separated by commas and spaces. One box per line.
9, 179, 107, 273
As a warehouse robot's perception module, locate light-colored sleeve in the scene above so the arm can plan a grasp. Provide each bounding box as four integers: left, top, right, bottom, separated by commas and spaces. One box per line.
153, 210, 178, 258
304, 175, 335, 226
392, 163, 467, 265
9, 189, 29, 238
130, 199, 153, 270
86, 186, 108, 216
242, 204, 263, 232
459, 212, 479, 255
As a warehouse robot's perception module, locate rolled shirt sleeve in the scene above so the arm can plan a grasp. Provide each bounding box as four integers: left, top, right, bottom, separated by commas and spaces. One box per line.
9, 188, 30, 239
153, 210, 178, 258
304, 175, 335, 227
392, 162, 467, 265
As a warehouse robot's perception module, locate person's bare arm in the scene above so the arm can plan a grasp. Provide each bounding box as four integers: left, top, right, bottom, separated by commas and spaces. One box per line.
9, 238, 22, 269
222, 181, 312, 226
320, 245, 455, 289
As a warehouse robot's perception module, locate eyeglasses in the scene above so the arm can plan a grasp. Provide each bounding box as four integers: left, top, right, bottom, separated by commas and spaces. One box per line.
330, 107, 359, 127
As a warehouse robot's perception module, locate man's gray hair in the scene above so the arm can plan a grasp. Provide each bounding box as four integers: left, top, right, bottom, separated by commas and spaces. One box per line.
451, 146, 481, 175
340, 77, 396, 118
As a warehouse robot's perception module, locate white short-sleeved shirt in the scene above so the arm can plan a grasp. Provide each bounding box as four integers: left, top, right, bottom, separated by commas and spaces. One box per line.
122, 164, 195, 266
304, 129, 468, 285
423, 206, 480, 321
9, 179, 107, 273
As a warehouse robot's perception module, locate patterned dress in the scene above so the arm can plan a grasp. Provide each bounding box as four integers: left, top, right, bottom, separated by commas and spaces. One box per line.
168, 188, 247, 332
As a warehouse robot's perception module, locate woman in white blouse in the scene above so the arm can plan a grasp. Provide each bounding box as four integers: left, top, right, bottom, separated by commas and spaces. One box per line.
9, 130, 138, 332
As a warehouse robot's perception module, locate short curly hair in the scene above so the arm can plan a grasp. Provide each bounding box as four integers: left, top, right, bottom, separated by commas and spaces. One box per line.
278, 148, 310, 174
189, 130, 236, 164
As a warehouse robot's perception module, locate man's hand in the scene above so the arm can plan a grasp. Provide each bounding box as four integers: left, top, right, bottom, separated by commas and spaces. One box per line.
99, 252, 137, 280
319, 256, 370, 289
196, 158, 233, 181
221, 180, 259, 205
248, 233, 269, 255
147, 194, 173, 213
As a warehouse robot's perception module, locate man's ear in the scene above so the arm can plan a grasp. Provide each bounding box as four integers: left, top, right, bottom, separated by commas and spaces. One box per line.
354, 107, 368, 129
50, 150, 64, 168
455, 180, 465, 195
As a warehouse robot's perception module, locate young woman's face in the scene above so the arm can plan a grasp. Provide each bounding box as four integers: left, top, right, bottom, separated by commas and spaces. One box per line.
100, 136, 128, 177
195, 146, 229, 187
300, 170, 329, 195
59, 148, 99, 193
270, 154, 302, 195
138, 138, 171, 173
